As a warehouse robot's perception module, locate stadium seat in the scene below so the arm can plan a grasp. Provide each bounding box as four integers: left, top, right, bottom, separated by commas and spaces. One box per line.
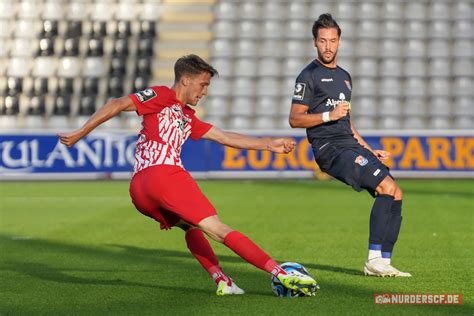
7, 57, 30, 77
110, 57, 127, 76
429, 117, 451, 129
379, 78, 401, 97
83, 57, 107, 78
429, 97, 451, 116
18, 0, 40, 19
11, 39, 34, 57
379, 116, 401, 129
428, 59, 451, 77
259, 40, 282, 58
453, 97, 472, 117
353, 116, 376, 129
334, 2, 355, 20
68, 1, 87, 20
15, 19, 38, 38
32, 57, 56, 78
65, 21, 82, 38
210, 58, 233, 77
452, 1, 472, 20
255, 96, 278, 117
1, 95, 20, 115
254, 116, 275, 130
238, 21, 260, 39
404, 40, 426, 57
257, 78, 280, 97
204, 96, 228, 117
429, 2, 450, 20
428, 78, 451, 97
37, 38, 56, 57
282, 58, 305, 77
336, 58, 353, 75
380, 97, 401, 116
381, 2, 403, 20
453, 116, 472, 130
208, 78, 231, 97
40, 20, 59, 38
379, 39, 401, 58
53, 94, 71, 115
82, 77, 100, 96
452, 20, 472, 39
204, 115, 225, 128
453, 59, 473, 80
228, 116, 252, 130
31, 77, 50, 95
6, 77, 23, 96
355, 78, 377, 96
354, 58, 377, 77
43, 1, 63, 20
137, 38, 154, 57
352, 96, 377, 117
234, 40, 257, 58
79, 95, 97, 115
261, 21, 283, 39
403, 117, 426, 129
355, 40, 378, 57
404, 78, 426, 97
403, 59, 426, 77
230, 97, 253, 116
0, 20, 12, 38
112, 38, 129, 57
239, 2, 260, 20
358, 2, 379, 19
28, 95, 47, 116
453, 77, 472, 96
381, 21, 403, 39
405, 3, 427, 20
213, 21, 235, 39
211, 40, 234, 57
405, 21, 427, 39
58, 57, 81, 78
283, 40, 311, 58
309, 2, 333, 20
116, 2, 137, 21
337, 20, 355, 39
357, 21, 379, 39
428, 21, 451, 39
380, 58, 402, 77
403, 97, 426, 117
286, 21, 307, 40
288, 2, 308, 20
140, 2, 161, 21
452, 40, 472, 58
258, 58, 281, 77
139, 21, 156, 38
427, 40, 450, 58
57, 77, 75, 95
215, 1, 237, 20
91, 2, 115, 21
234, 58, 257, 77
262, 2, 286, 20
136, 57, 152, 77
276, 116, 292, 130
114, 21, 132, 38
0, 1, 15, 19
337, 39, 354, 58
87, 38, 105, 57
232, 78, 255, 97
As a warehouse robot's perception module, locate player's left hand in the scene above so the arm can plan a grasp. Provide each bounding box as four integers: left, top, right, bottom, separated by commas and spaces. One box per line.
267, 138, 296, 154
58, 129, 85, 148
374, 150, 390, 161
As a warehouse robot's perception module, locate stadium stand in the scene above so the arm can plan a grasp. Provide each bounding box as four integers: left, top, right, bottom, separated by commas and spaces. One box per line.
0, 0, 472, 130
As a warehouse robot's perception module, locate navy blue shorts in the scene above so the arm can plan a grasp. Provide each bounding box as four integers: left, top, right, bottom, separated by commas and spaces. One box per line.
315, 145, 391, 197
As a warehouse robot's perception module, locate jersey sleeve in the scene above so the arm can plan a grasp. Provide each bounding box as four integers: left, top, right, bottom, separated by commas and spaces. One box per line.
128, 86, 168, 116
291, 70, 315, 107
189, 113, 213, 140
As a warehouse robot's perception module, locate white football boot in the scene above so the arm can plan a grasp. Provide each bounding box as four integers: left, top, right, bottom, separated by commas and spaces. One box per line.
387, 264, 412, 277
216, 280, 245, 296
364, 257, 399, 277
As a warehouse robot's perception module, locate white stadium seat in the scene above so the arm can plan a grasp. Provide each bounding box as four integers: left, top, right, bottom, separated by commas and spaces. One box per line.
282, 58, 305, 77
381, 21, 403, 39
213, 21, 235, 39
430, 97, 451, 116
210, 58, 233, 77
379, 39, 402, 58
58, 57, 81, 78
405, 3, 427, 20
261, 21, 284, 39
429, 2, 450, 20
452, 20, 472, 39
452, 1, 472, 20
453, 97, 472, 116
357, 21, 379, 39
262, 2, 286, 20
428, 78, 451, 97
18, 0, 40, 19
354, 58, 378, 77
403, 97, 426, 117
288, 2, 308, 20
380, 97, 402, 116
255, 96, 278, 117
354, 116, 376, 129
239, 2, 260, 20
379, 78, 401, 97
403, 59, 426, 77
428, 21, 451, 39
234, 58, 257, 77
33, 57, 57, 77
215, 1, 237, 20
230, 97, 253, 116
207, 78, 231, 97
83, 57, 107, 77
232, 78, 255, 97
68, 1, 88, 20
452, 59, 472, 77
228, 116, 252, 130
404, 117, 426, 129
429, 117, 451, 130
379, 116, 401, 129
286, 21, 308, 40
258, 58, 281, 77
355, 40, 378, 57
309, 2, 334, 19
238, 21, 260, 39
453, 117, 472, 130
204, 97, 229, 117
7, 57, 31, 77
404, 78, 427, 97
352, 96, 377, 117
358, 2, 379, 19
334, 2, 356, 20
427, 40, 450, 58
453, 78, 473, 96
234, 40, 257, 58
404, 40, 426, 57
356, 78, 377, 96
211, 40, 234, 58
257, 78, 280, 97
380, 58, 402, 77
405, 21, 427, 39
452, 40, 472, 58
381, 3, 403, 20
254, 116, 275, 130
428, 59, 451, 77
43, 1, 64, 20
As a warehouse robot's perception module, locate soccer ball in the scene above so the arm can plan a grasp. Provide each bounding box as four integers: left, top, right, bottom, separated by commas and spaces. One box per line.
271, 262, 315, 298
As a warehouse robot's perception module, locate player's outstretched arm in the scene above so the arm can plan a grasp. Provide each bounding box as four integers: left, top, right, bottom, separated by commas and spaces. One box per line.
350, 120, 390, 161
202, 126, 296, 154
58, 96, 136, 148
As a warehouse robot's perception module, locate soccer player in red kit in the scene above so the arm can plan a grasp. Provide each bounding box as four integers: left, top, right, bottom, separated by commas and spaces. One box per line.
59, 54, 318, 296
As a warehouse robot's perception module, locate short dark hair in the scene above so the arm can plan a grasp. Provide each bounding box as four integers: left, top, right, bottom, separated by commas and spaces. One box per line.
312, 13, 341, 39
174, 54, 218, 82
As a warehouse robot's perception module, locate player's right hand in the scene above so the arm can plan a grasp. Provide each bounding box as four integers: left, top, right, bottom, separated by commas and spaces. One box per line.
329, 102, 350, 121
58, 130, 84, 148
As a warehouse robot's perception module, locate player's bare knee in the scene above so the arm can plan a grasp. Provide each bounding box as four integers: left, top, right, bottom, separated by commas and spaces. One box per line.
394, 186, 403, 200
376, 177, 397, 196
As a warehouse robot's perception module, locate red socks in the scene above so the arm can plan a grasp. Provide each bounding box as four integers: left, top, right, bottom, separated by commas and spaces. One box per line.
185, 228, 230, 285
223, 231, 285, 277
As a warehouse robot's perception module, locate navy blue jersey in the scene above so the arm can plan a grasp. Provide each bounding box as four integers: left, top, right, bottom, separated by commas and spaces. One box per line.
292, 59, 358, 150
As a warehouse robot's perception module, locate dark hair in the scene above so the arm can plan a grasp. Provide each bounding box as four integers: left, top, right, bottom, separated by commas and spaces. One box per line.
174, 54, 218, 82
312, 13, 341, 39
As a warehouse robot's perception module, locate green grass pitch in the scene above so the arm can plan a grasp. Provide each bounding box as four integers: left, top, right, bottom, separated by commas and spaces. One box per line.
0, 179, 472, 315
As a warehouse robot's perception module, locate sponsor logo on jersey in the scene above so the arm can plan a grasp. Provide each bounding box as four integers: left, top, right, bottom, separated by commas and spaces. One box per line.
293, 83, 306, 100
355, 155, 368, 166
339, 93, 346, 100
321, 78, 333, 82
344, 80, 352, 91
373, 169, 381, 176
135, 88, 157, 102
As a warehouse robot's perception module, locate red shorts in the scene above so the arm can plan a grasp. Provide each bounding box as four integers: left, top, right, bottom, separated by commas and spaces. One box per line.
129, 165, 217, 230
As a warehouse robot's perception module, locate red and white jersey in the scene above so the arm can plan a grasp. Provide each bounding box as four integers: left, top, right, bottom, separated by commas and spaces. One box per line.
128, 86, 212, 175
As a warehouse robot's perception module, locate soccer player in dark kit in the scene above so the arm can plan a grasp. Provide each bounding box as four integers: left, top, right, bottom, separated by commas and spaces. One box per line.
59, 54, 318, 295
289, 14, 411, 277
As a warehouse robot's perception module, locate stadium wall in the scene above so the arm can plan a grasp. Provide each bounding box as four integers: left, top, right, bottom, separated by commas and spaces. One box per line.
0, 130, 473, 181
